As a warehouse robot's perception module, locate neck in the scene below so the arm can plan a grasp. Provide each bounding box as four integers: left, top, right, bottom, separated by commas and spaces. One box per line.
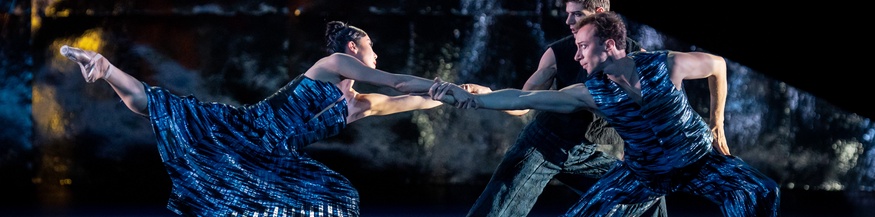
611, 50, 627, 59
603, 50, 627, 67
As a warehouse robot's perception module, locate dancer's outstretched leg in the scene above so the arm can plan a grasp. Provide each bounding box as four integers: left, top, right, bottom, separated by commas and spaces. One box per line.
61, 45, 149, 116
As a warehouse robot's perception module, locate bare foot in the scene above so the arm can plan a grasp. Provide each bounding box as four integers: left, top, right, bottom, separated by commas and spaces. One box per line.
60, 45, 112, 83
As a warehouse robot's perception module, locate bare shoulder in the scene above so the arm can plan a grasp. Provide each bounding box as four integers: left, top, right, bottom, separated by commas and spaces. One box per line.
315, 53, 357, 66
319, 53, 350, 64
306, 54, 351, 84
669, 51, 721, 63
665, 51, 702, 70
540, 47, 556, 61
559, 83, 587, 91
558, 83, 592, 99
666, 51, 725, 81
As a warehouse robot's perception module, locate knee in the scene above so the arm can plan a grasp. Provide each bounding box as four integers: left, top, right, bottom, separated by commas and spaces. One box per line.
753, 177, 781, 215
757, 180, 781, 217
758, 178, 780, 200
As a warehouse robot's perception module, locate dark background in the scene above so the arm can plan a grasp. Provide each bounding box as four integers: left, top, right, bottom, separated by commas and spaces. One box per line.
2, 0, 874, 216
613, 0, 872, 120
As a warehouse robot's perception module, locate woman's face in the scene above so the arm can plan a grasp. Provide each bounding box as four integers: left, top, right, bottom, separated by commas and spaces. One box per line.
351, 35, 378, 69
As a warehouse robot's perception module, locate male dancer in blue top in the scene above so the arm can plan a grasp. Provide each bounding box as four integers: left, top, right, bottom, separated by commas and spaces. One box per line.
431, 12, 778, 217
458, 1, 664, 216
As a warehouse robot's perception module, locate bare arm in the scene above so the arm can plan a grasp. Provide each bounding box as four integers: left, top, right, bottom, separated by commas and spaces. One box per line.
464, 48, 561, 116
361, 93, 441, 115
106, 67, 149, 116
522, 48, 559, 91
61, 45, 149, 116
501, 48, 562, 116
461, 83, 597, 114
318, 53, 436, 94
669, 51, 730, 155
335, 79, 442, 123
346, 93, 442, 123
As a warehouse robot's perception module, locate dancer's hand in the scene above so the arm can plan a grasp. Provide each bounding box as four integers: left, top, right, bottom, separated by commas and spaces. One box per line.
711, 125, 730, 155
460, 83, 492, 94
429, 78, 476, 108
429, 77, 458, 104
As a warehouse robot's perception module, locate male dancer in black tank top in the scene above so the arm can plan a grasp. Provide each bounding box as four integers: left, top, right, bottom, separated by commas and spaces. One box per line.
462, 1, 666, 216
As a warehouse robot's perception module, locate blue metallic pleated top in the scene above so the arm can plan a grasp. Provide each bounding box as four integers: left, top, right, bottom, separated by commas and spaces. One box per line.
584, 51, 712, 177
145, 74, 359, 216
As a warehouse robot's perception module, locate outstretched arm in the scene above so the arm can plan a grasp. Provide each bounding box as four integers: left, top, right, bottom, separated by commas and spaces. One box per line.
326, 53, 437, 94
503, 48, 562, 116
337, 78, 443, 123
433, 82, 597, 114
459, 48, 560, 116
670, 51, 729, 155
61, 45, 149, 116
346, 93, 442, 123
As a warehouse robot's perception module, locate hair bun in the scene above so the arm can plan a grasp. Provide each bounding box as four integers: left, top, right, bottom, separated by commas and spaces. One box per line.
325, 21, 348, 38
324, 20, 366, 54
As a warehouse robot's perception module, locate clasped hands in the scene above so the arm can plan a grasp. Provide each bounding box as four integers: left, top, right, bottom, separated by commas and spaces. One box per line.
428, 77, 489, 109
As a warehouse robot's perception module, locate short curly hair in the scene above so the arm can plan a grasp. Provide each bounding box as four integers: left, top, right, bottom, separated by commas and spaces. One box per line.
571, 11, 626, 51
563, 0, 610, 11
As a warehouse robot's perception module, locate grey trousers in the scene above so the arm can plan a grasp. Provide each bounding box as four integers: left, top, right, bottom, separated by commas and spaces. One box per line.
467, 121, 667, 217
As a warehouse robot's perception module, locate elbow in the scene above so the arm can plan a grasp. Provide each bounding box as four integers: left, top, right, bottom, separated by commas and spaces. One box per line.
394, 80, 417, 93
389, 79, 404, 92
713, 57, 728, 75
393, 83, 407, 93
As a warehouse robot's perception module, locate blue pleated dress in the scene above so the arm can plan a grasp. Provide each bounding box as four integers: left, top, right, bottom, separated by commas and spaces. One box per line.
145, 74, 360, 216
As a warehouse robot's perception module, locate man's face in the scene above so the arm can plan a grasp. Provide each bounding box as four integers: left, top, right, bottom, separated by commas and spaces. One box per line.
574, 24, 609, 74
565, 2, 597, 33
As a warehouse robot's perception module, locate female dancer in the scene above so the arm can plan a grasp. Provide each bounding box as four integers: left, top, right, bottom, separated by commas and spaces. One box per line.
61, 21, 445, 217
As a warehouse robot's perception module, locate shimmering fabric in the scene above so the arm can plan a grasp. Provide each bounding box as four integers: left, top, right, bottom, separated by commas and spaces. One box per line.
467, 36, 665, 217
587, 51, 711, 176
563, 51, 780, 217
146, 75, 360, 216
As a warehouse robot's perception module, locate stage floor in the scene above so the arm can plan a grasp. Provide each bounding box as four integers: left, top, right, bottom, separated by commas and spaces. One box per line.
2, 184, 873, 217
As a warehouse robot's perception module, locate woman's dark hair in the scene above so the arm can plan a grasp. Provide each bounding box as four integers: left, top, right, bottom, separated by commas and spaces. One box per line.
325, 21, 368, 54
